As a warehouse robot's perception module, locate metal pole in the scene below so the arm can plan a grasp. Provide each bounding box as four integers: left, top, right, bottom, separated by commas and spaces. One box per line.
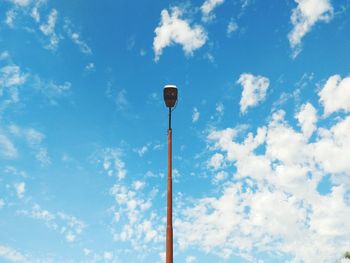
166, 108, 173, 263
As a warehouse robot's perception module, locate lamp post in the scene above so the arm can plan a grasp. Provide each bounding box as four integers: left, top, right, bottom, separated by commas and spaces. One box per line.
163, 85, 178, 263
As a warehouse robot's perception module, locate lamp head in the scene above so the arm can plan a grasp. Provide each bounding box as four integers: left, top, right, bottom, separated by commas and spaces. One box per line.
163, 85, 178, 108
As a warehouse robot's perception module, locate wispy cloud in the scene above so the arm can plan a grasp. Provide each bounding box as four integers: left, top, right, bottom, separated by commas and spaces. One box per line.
39, 9, 60, 50
18, 203, 86, 243
288, 0, 333, 58
98, 148, 127, 180
33, 75, 71, 104
14, 182, 26, 199
226, 19, 238, 37
192, 107, 200, 123
201, 0, 225, 22
64, 19, 92, 55
0, 133, 18, 158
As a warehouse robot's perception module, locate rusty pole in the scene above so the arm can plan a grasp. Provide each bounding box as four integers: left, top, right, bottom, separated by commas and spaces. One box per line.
166, 107, 173, 263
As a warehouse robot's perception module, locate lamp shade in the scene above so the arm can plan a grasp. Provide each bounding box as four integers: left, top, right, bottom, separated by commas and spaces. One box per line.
163, 85, 178, 108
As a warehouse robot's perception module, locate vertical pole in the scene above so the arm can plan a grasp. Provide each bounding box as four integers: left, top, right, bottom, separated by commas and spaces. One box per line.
166, 108, 173, 263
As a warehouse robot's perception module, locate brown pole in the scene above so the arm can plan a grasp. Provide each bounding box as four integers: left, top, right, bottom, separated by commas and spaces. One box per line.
166, 126, 173, 263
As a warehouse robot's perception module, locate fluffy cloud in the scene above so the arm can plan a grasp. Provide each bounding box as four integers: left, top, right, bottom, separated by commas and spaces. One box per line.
153, 7, 207, 61
207, 152, 224, 170
175, 73, 350, 262
296, 102, 317, 139
201, 0, 225, 22
319, 74, 350, 116
288, 0, 333, 58
236, 73, 270, 114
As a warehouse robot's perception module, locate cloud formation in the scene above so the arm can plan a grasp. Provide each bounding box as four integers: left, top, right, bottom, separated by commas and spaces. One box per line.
201, 0, 225, 22
237, 73, 270, 114
153, 7, 207, 61
288, 0, 333, 58
192, 107, 200, 123
319, 74, 350, 116
39, 9, 60, 50
175, 73, 350, 262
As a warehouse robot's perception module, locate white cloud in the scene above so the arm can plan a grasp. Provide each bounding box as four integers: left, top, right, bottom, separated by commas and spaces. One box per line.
5, 9, 17, 27
109, 184, 162, 248
63, 20, 92, 55
14, 182, 26, 198
296, 102, 317, 139
103, 251, 113, 261
0, 64, 25, 108
319, 74, 350, 116
135, 145, 148, 157
186, 255, 197, 263
153, 7, 207, 61
237, 73, 270, 113
33, 76, 71, 103
213, 170, 228, 183
201, 0, 225, 22
175, 77, 350, 262
288, 0, 333, 58
19, 203, 55, 223
314, 115, 350, 176
35, 147, 51, 166
192, 107, 200, 123
10, 0, 31, 7
39, 9, 59, 50
8, 124, 51, 165
65, 233, 76, 243
100, 148, 127, 180
70, 33, 92, 54
85, 62, 95, 72
0, 65, 27, 88
216, 102, 224, 114
18, 204, 86, 243
30, 0, 46, 23
133, 180, 145, 191
0, 245, 30, 263
227, 20, 238, 37
0, 133, 18, 158
208, 152, 224, 170
0, 51, 10, 60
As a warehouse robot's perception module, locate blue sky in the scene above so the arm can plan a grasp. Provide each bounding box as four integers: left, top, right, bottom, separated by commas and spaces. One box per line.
1, 0, 350, 262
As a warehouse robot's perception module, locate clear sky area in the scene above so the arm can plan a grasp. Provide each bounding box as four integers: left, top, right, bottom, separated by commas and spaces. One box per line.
1, 0, 350, 262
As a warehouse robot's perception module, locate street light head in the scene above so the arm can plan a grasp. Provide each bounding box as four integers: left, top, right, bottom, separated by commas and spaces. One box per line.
163, 85, 178, 108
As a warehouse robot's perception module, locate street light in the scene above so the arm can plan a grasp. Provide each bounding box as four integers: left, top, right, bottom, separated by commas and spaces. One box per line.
163, 85, 178, 263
